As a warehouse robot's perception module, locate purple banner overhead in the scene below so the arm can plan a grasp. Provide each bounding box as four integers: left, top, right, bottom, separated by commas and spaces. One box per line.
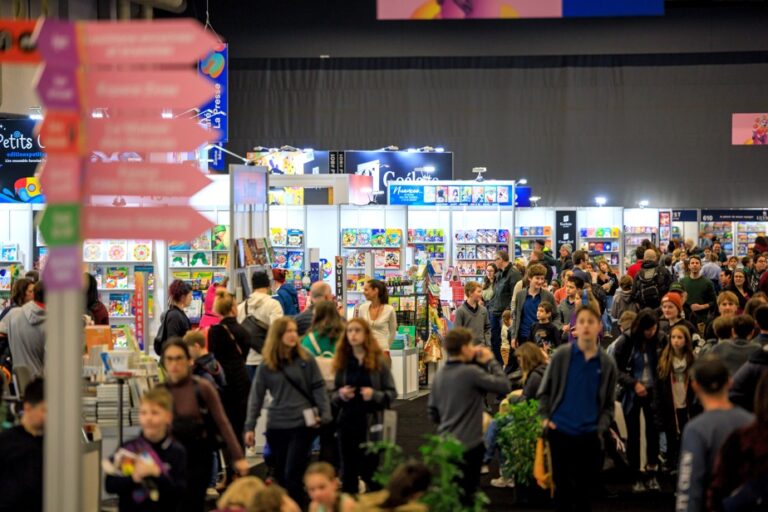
42, 246, 82, 291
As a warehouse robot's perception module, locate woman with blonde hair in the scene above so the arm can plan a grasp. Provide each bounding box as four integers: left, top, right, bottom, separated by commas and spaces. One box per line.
244, 317, 331, 507
333, 318, 397, 494
514, 342, 549, 401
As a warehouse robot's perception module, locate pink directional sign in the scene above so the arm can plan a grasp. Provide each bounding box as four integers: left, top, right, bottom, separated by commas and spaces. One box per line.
80, 19, 219, 66
82, 69, 216, 111
38, 155, 82, 203
83, 161, 211, 197
33, 19, 79, 67
42, 246, 82, 291
35, 66, 80, 111
82, 206, 215, 242
85, 118, 216, 153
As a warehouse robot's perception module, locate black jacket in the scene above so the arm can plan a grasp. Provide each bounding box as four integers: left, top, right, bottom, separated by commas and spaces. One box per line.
612, 334, 661, 414
105, 435, 187, 512
295, 304, 315, 337
164, 305, 191, 340
0, 426, 43, 512
522, 364, 547, 401
729, 348, 768, 412
489, 263, 522, 314
208, 317, 252, 405
539, 250, 558, 283
653, 367, 700, 433
631, 261, 672, 310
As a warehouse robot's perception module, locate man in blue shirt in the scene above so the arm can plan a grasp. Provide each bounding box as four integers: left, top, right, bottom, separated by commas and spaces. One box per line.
538, 305, 618, 512
510, 264, 557, 347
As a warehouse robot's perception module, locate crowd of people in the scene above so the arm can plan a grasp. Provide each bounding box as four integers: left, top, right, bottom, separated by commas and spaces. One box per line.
0, 234, 767, 511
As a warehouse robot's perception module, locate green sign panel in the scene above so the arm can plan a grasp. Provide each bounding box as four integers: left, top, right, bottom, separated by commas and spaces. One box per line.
39, 204, 81, 246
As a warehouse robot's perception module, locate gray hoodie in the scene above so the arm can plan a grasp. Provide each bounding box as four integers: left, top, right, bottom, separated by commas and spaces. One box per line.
237, 291, 283, 366
0, 302, 46, 377
454, 302, 490, 346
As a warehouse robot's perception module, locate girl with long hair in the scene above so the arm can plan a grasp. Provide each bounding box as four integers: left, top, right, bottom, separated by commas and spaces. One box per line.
357, 279, 398, 354
727, 268, 753, 313
654, 325, 698, 470
302, 301, 346, 357
482, 263, 497, 304
333, 318, 397, 494
244, 317, 331, 507
613, 309, 663, 493
154, 279, 192, 355
84, 273, 109, 325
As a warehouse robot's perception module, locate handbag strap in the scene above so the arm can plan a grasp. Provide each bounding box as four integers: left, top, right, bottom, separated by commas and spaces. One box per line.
283, 364, 316, 408
308, 332, 322, 355
220, 323, 243, 356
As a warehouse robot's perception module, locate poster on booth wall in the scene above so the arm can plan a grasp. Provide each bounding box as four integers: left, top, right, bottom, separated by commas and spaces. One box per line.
246, 149, 330, 175
377, 0, 662, 19
732, 113, 768, 145
0, 120, 45, 204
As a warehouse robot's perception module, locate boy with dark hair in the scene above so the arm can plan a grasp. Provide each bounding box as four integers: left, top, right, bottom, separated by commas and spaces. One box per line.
0, 378, 45, 512
530, 302, 560, 351
571, 250, 592, 285
105, 387, 187, 512
557, 275, 585, 341
183, 330, 226, 391
428, 328, 509, 505
710, 314, 761, 375
510, 264, 556, 349
538, 306, 618, 512
676, 356, 753, 512
455, 281, 491, 346
682, 255, 717, 328
753, 304, 768, 347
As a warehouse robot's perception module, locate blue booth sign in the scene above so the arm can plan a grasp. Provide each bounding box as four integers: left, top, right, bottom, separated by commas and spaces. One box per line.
672, 210, 698, 222
388, 181, 524, 207
701, 209, 768, 222
199, 44, 228, 143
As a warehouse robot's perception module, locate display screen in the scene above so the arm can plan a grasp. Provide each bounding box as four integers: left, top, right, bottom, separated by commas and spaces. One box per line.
377, 0, 663, 19
246, 149, 330, 175
0, 119, 45, 204
732, 113, 768, 146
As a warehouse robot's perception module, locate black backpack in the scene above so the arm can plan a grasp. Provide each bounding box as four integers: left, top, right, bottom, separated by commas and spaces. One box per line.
637, 267, 661, 307
241, 301, 269, 354
591, 283, 608, 314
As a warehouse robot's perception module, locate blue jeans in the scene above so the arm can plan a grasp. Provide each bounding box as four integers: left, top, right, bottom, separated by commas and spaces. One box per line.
489, 311, 504, 366
602, 295, 614, 332
209, 452, 219, 487
484, 419, 507, 467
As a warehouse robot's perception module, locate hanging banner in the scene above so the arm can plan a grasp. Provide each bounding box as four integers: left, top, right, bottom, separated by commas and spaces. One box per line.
377, 0, 663, 20
344, 150, 453, 199
555, 210, 577, 253
388, 181, 514, 206
134, 272, 145, 350
199, 44, 228, 143
732, 113, 768, 146
701, 210, 768, 222
0, 119, 45, 203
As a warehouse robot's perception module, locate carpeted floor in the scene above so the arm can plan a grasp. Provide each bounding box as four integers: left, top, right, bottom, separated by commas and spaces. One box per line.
392, 394, 676, 512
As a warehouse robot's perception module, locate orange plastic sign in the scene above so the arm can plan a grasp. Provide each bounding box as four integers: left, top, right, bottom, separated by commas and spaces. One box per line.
0, 19, 40, 63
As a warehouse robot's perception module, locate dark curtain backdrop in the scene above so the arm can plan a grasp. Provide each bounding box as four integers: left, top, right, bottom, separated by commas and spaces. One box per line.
228, 55, 768, 208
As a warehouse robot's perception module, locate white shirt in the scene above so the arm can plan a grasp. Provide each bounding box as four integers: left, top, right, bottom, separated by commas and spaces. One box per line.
237, 291, 284, 365
357, 302, 398, 351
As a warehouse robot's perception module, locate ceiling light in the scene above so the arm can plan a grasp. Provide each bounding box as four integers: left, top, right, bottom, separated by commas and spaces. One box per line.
638, 200, 649, 208
595, 196, 607, 206
517, 178, 528, 185
435, 147, 445, 153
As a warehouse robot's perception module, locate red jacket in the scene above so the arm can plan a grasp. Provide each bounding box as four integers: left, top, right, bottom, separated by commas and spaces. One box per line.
627, 260, 643, 279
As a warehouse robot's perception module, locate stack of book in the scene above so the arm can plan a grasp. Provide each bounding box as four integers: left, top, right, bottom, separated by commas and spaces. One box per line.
96, 383, 131, 428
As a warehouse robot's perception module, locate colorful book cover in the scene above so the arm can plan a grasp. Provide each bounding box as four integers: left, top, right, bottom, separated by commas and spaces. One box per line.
423, 186, 436, 204
374, 250, 386, 269
83, 240, 104, 262
215, 253, 229, 267
579, 228, 588, 238
190, 252, 212, 267
484, 186, 497, 204
108, 293, 132, 317
472, 186, 485, 204
400, 297, 416, 312
366, 229, 383, 247
106, 240, 128, 261
611, 227, 621, 238
192, 271, 214, 288
0, 245, 17, 263
497, 186, 509, 204
184, 290, 203, 323
191, 230, 212, 251
448, 186, 461, 203
461, 186, 473, 203
341, 229, 357, 247
498, 230, 509, 243
169, 240, 191, 251
170, 253, 188, 267
211, 225, 230, 251
172, 271, 191, 280
596, 228, 605, 238
272, 250, 288, 269
93, 266, 104, 288
436, 186, 448, 203
105, 267, 129, 289
385, 229, 402, 247
213, 272, 227, 285
436, 229, 445, 242
287, 251, 304, 271
270, 228, 287, 246
129, 240, 152, 262
286, 229, 304, 247
388, 297, 401, 311
544, 226, 552, 236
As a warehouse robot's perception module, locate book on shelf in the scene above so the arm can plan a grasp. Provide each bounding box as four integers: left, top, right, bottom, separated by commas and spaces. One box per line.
191, 230, 212, 251
105, 267, 129, 289
0, 244, 18, 262
108, 293, 132, 317
170, 253, 189, 267
212, 225, 230, 251
106, 240, 128, 261
189, 251, 212, 267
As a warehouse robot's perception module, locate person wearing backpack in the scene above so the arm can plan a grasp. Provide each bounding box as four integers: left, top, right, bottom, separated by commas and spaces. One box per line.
301, 300, 346, 466
161, 338, 249, 512
244, 317, 331, 508
631, 249, 672, 311
154, 280, 193, 356
333, 318, 397, 494
237, 271, 284, 380
273, 269, 300, 316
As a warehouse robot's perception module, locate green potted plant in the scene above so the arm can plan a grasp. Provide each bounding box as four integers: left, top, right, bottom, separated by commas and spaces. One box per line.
497, 399, 546, 503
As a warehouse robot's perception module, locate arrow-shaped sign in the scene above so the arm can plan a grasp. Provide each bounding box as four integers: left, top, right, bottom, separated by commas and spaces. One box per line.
83, 162, 212, 198
85, 117, 216, 153
36, 112, 81, 154
39, 203, 81, 247
82, 69, 216, 111
35, 66, 79, 111
82, 206, 214, 242
33, 18, 78, 67
79, 19, 219, 66
38, 155, 82, 203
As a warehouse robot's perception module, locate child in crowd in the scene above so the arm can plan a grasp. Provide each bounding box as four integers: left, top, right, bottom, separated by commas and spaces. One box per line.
105, 388, 187, 512
304, 463, 356, 512
553, 269, 573, 305
610, 275, 637, 329
184, 330, 227, 391
676, 356, 754, 512
655, 325, 698, 471
557, 275, 584, 341
454, 281, 491, 346
500, 310, 512, 366
607, 310, 638, 357
356, 462, 431, 512
428, 327, 510, 506
710, 314, 761, 375
530, 302, 560, 352
538, 306, 618, 512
